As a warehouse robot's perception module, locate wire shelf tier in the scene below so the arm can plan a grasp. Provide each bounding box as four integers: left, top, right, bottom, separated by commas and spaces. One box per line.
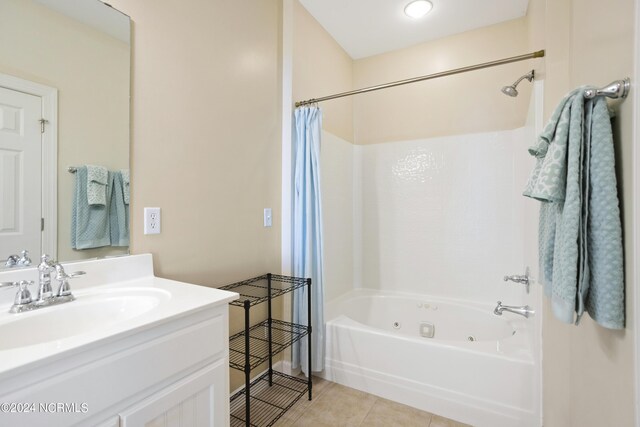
229, 319, 310, 371
220, 274, 308, 307
230, 371, 308, 427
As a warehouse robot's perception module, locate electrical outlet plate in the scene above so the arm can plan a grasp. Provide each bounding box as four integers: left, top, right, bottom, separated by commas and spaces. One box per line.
144, 207, 161, 235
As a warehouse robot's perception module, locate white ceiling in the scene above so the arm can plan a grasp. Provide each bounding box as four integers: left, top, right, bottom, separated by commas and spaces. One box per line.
35, 0, 130, 43
298, 0, 529, 59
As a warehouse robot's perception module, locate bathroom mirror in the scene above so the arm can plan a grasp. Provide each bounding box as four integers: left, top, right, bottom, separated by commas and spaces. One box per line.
0, 0, 130, 267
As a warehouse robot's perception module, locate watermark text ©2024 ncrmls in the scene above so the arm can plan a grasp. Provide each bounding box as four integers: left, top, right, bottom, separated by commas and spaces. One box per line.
0, 402, 89, 413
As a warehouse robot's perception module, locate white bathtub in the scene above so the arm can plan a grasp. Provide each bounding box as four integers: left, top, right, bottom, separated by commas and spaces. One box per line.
321, 289, 539, 427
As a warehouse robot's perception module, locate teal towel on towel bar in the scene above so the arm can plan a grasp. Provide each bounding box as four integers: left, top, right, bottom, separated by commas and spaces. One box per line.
110, 171, 130, 246
524, 88, 624, 329
584, 96, 624, 329
71, 167, 112, 249
86, 165, 108, 206
121, 169, 130, 205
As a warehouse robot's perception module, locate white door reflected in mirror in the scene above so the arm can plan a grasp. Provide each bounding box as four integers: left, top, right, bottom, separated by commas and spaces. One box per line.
0, 87, 42, 259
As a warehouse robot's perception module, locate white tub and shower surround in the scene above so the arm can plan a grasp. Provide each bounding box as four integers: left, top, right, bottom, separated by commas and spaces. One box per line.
322, 290, 536, 427
355, 128, 533, 305
317, 83, 544, 426
321, 131, 355, 302
321, 128, 542, 426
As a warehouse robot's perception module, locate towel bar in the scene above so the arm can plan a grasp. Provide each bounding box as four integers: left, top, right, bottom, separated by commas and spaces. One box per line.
68, 166, 78, 173
584, 78, 630, 99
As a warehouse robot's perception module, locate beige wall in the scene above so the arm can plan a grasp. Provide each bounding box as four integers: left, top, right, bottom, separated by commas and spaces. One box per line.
292, 2, 537, 146
0, 0, 130, 262
107, 0, 282, 285
353, 17, 538, 145
108, 0, 284, 390
541, 0, 636, 426
293, 0, 353, 142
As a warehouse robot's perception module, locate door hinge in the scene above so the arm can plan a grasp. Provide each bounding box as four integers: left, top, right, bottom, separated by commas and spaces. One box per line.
39, 119, 49, 133
41, 218, 44, 231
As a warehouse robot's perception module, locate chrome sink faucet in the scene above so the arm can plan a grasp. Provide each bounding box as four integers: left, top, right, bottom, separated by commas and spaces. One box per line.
1, 254, 85, 313
493, 301, 535, 318
4, 250, 32, 268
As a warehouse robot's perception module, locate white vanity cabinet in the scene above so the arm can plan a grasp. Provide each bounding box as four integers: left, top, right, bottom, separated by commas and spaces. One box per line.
0, 255, 238, 427
117, 313, 230, 427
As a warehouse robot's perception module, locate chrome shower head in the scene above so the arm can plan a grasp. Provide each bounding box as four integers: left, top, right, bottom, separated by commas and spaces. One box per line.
501, 70, 535, 97
501, 86, 519, 97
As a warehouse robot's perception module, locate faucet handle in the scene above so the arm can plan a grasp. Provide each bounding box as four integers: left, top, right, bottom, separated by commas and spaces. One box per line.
17, 250, 31, 266
494, 301, 503, 315
503, 267, 531, 293
53, 265, 83, 299
53, 265, 85, 280
1, 280, 33, 304
4, 255, 18, 267
54, 264, 68, 281
14, 280, 33, 305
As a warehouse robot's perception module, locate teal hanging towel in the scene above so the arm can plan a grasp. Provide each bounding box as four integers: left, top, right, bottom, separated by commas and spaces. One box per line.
524, 88, 624, 329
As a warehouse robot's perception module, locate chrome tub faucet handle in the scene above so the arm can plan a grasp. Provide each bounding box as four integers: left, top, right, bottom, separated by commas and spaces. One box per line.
503, 267, 531, 293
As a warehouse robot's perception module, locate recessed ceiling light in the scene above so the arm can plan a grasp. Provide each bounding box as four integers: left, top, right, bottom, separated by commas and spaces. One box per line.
404, 0, 433, 19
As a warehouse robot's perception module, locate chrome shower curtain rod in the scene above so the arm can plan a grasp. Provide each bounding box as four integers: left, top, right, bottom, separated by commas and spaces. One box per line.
294, 50, 546, 107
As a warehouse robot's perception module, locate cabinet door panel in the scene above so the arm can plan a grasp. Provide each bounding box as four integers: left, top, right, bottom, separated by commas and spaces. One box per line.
95, 416, 120, 427
120, 359, 228, 427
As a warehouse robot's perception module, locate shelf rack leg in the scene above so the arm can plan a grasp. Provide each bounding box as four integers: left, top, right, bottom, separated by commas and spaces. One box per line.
244, 299, 251, 427
307, 278, 312, 401
267, 273, 273, 386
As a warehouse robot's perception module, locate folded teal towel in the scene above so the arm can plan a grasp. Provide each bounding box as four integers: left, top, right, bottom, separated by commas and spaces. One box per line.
524, 88, 624, 329
121, 169, 130, 205
524, 90, 577, 202
86, 165, 108, 206
71, 167, 112, 249
110, 171, 130, 246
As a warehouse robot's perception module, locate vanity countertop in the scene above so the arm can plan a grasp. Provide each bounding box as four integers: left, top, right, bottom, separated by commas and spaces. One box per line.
0, 254, 238, 380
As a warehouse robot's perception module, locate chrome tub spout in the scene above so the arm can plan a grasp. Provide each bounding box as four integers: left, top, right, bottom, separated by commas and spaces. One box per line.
493, 301, 535, 318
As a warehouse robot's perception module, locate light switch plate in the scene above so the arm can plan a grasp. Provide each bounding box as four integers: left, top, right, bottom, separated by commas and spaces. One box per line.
264, 208, 272, 227
144, 207, 161, 235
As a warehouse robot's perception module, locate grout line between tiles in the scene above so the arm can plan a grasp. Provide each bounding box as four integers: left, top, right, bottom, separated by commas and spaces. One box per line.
357, 396, 380, 427
281, 377, 334, 425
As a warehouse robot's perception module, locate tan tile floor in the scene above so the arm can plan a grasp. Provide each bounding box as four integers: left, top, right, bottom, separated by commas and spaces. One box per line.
274, 377, 472, 427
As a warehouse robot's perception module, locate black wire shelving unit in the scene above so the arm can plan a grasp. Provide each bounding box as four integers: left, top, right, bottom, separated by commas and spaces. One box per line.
220, 273, 312, 427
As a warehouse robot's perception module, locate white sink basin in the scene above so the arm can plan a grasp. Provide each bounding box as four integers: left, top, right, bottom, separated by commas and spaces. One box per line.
0, 287, 171, 350
0, 254, 238, 377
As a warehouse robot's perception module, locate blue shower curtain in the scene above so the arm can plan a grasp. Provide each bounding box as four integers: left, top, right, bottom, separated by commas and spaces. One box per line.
292, 106, 325, 375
